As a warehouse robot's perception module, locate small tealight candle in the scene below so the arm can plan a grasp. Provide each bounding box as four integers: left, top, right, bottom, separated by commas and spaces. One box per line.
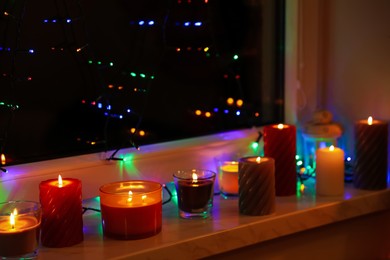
263, 123, 297, 196
218, 161, 239, 198
39, 175, 83, 247
0, 201, 41, 258
354, 116, 388, 190
99, 180, 162, 240
238, 156, 275, 216
316, 145, 345, 196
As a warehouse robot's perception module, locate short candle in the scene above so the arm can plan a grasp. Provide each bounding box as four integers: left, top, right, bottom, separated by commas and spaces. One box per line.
0, 201, 41, 258
173, 169, 216, 219
99, 180, 162, 240
218, 161, 239, 198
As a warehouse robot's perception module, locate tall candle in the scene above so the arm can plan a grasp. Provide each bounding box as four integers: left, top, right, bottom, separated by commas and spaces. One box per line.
316, 145, 345, 196
354, 116, 388, 190
238, 156, 275, 216
99, 180, 162, 240
0, 201, 41, 258
39, 175, 83, 247
263, 123, 297, 196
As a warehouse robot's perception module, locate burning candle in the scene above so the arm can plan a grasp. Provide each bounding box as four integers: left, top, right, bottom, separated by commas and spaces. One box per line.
0, 201, 41, 258
39, 175, 83, 247
316, 145, 345, 196
173, 169, 216, 219
354, 116, 388, 190
263, 123, 297, 196
238, 156, 275, 216
99, 180, 162, 240
218, 161, 239, 198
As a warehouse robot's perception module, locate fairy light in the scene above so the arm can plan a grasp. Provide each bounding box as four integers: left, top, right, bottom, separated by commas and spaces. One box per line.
236, 99, 243, 107
204, 112, 211, 117
195, 110, 202, 116
226, 97, 234, 105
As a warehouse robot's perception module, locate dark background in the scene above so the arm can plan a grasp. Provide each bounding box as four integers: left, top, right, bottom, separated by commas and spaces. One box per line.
0, 0, 285, 165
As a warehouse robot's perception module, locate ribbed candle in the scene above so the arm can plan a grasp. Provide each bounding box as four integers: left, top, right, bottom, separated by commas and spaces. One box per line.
39, 177, 83, 247
354, 117, 388, 190
263, 124, 297, 196
238, 157, 275, 216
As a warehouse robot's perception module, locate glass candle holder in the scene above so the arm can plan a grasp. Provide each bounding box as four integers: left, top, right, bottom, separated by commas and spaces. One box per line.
217, 161, 239, 199
99, 180, 162, 240
173, 169, 216, 219
0, 201, 41, 259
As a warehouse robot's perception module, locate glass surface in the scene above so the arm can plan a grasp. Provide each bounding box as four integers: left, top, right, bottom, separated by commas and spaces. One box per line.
173, 169, 216, 219
0, 201, 41, 259
0, 0, 285, 165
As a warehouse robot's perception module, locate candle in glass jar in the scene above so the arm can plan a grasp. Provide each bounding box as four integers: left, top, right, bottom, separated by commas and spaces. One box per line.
354, 116, 388, 190
173, 169, 216, 219
39, 175, 83, 247
263, 123, 297, 196
218, 161, 239, 198
0, 201, 41, 258
316, 145, 345, 196
99, 180, 162, 240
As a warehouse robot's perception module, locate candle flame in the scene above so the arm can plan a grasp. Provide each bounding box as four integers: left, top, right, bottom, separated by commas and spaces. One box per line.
277, 123, 284, 129
192, 173, 198, 182
1, 153, 5, 165
367, 116, 373, 125
58, 174, 63, 188
256, 157, 261, 163
10, 212, 15, 229
329, 145, 335, 151
127, 191, 133, 203
300, 183, 305, 192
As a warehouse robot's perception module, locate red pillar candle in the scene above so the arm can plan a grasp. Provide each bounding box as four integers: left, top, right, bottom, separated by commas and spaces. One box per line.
238, 156, 275, 216
99, 180, 162, 240
39, 175, 83, 247
354, 116, 388, 190
0, 201, 41, 258
263, 123, 297, 196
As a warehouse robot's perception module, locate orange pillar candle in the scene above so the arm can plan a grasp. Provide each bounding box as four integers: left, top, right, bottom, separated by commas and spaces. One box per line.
99, 180, 162, 240
0, 201, 41, 258
39, 175, 83, 247
238, 156, 275, 216
263, 123, 297, 196
354, 116, 388, 190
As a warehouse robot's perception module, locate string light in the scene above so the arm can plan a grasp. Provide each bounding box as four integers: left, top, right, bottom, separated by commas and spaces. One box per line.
174, 21, 203, 27
130, 20, 156, 26
106, 84, 147, 93
81, 99, 137, 120
88, 60, 114, 67
43, 17, 78, 24
0, 101, 20, 110
0, 46, 35, 54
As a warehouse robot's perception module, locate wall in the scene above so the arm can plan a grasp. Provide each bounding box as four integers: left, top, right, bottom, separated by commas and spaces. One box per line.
285, 0, 390, 159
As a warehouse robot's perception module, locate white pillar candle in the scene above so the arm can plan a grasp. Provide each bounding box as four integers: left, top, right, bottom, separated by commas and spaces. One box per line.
316, 145, 345, 196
